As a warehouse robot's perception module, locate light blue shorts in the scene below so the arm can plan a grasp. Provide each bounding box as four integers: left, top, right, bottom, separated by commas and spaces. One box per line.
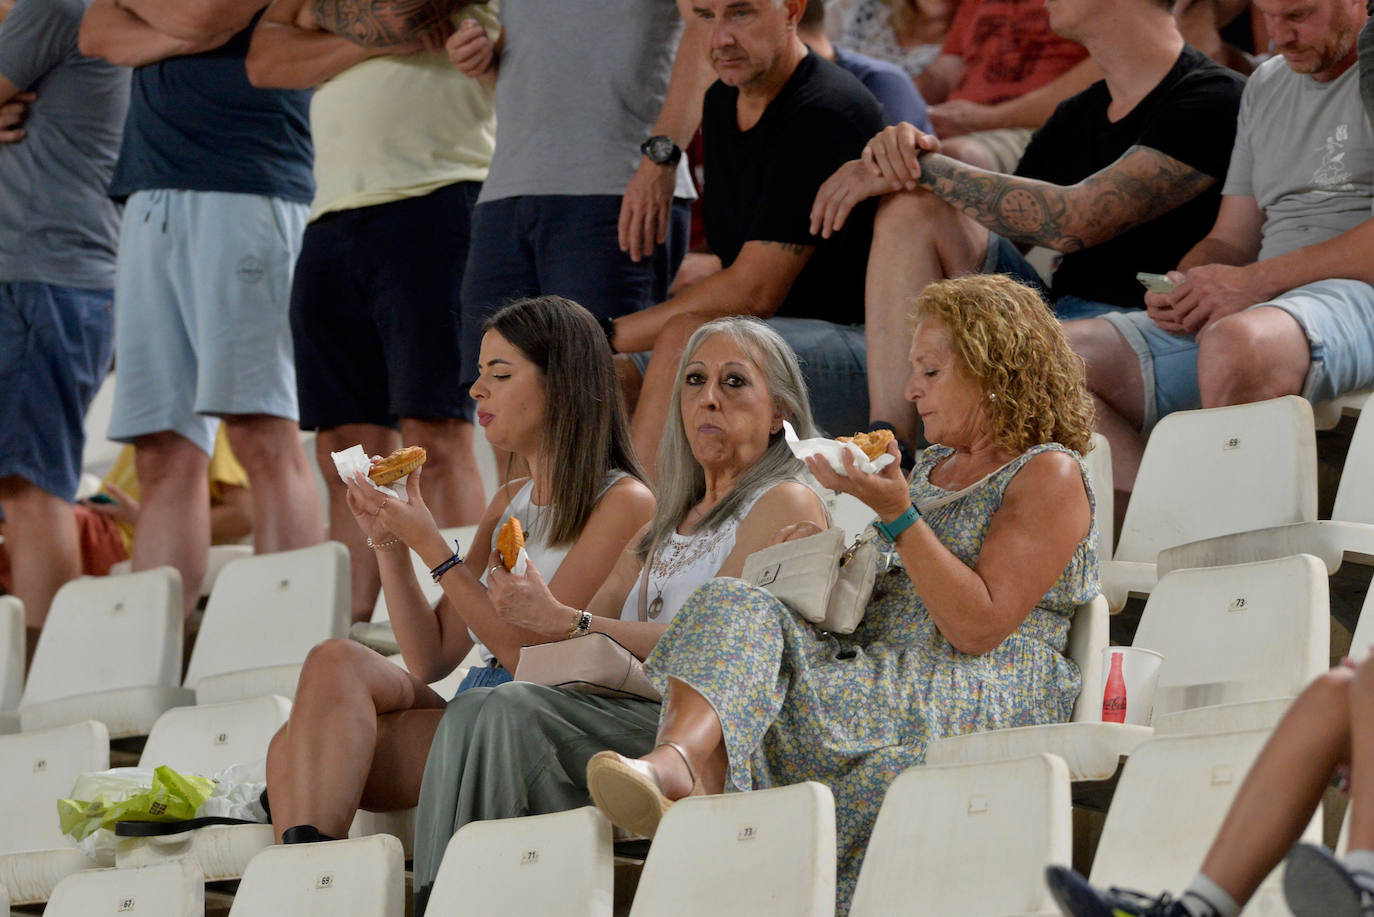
1102, 278, 1374, 431
108, 189, 307, 456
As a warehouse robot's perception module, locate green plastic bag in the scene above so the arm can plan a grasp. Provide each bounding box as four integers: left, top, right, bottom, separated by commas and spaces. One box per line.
58, 765, 215, 842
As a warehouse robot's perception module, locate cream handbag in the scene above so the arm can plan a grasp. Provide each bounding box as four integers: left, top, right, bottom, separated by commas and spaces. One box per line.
741, 526, 878, 634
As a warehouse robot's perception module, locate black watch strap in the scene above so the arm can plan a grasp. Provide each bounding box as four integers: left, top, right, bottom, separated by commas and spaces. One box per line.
640, 134, 682, 166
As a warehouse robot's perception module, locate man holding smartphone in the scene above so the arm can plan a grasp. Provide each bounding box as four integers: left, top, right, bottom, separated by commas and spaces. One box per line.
1070, 0, 1374, 502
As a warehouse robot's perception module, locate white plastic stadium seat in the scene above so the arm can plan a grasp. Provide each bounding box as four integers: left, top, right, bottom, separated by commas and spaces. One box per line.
45, 859, 203, 917
109, 543, 253, 600
1089, 730, 1319, 917
0, 595, 24, 733
1084, 432, 1115, 562
19, 568, 192, 738
1313, 387, 1370, 430
629, 781, 836, 917
184, 542, 349, 704
116, 696, 291, 882
1159, 392, 1374, 580
428, 806, 613, 915
228, 834, 404, 917
928, 556, 1328, 780
851, 754, 1071, 916
1101, 396, 1317, 610
0, 720, 109, 905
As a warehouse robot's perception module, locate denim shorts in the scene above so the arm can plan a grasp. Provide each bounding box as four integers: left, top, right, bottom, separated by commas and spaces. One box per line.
454, 658, 513, 696
459, 194, 689, 387
981, 234, 1123, 321
1102, 278, 1374, 430
0, 282, 114, 499
629, 316, 870, 437
108, 190, 307, 456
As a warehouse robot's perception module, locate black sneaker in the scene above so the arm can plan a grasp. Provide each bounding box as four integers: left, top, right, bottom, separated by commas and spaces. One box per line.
1046, 865, 1193, 916
1284, 842, 1374, 917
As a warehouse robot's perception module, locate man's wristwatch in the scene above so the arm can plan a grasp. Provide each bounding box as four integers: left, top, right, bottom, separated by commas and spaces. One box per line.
640, 135, 682, 166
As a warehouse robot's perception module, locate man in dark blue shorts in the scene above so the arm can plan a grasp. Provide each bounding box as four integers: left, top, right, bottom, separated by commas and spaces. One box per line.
0, 0, 128, 656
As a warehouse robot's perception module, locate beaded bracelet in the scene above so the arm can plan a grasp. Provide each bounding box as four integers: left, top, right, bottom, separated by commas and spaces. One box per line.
429, 539, 464, 582
366, 534, 402, 551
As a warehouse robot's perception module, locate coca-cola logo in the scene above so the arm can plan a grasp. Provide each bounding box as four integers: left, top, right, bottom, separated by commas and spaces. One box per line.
1102, 696, 1127, 712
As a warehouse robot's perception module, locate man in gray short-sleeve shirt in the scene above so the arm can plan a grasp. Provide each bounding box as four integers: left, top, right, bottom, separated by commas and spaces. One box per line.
0, 0, 128, 653
1072, 0, 1374, 501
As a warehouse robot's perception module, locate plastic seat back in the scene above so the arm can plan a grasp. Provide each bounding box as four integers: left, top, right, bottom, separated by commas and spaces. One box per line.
228, 834, 404, 916
46, 859, 203, 917
372, 525, 478, 623
139, 695, 291, 776
1084, 432, 1115, 561
1067, 596, 1109, 723
0, 721, 109, 854
630, 782, 836, 917
1332, 392, 1374, 524
851, 754, 1071, 916
430, 806, 613, 915
1089, 730, 1318, 899
0, 596, 22, 711
1133, 555, 1328, 723
1115, 397, 1316, 563
21, 568, 181, 707
185, 543, 349, 690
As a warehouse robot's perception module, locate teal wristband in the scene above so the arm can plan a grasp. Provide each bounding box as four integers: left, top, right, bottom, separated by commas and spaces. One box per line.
873, 504, 920, 543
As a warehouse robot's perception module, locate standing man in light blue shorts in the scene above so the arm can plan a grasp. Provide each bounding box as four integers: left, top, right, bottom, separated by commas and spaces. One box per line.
80, 1, 323, 617
1066, 0, 1374, 504
0, 0, 129, 658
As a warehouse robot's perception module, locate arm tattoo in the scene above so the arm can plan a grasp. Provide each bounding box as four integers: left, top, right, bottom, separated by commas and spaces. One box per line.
310, 0, 455, 47
917, 145, 1217, 252
757, 240, 811, 256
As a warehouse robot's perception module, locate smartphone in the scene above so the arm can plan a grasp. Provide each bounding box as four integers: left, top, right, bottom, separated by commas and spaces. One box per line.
87, 492, 117, 505
1136, 271, 1176, 294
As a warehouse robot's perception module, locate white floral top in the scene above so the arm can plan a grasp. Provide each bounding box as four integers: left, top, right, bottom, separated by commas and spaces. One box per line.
840, 0, 944, 78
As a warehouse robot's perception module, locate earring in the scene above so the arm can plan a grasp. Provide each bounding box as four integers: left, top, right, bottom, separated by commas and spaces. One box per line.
988, 393, 997, 401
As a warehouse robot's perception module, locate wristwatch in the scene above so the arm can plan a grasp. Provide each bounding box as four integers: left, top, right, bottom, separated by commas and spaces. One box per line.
873, 504, 921, 543
640, 135, 682, 166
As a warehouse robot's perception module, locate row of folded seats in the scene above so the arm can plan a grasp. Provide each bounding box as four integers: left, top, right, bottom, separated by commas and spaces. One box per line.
0, 390, 1368, 909
0, 719, 1333, 916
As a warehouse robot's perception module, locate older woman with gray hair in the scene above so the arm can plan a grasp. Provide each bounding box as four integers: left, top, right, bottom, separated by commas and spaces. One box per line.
410, 316, 829, 913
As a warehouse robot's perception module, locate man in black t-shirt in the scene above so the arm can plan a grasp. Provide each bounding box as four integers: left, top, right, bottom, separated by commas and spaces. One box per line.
811, 0, 1245, 449
607, 0, 885, 477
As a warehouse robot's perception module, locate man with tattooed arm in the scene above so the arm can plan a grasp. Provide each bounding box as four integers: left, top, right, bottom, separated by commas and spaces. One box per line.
811, 0, 1245, 452
1070, 0, 1372, 502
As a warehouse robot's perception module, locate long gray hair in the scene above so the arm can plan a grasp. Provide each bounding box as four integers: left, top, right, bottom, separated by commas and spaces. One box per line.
637, 317, 817, 559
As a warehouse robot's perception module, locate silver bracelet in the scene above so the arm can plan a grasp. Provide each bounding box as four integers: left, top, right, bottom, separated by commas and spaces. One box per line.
366, 534, 403, 551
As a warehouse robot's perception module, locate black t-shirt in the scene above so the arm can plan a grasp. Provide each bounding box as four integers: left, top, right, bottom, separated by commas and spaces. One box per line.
1015, 45, 1245, 309
109, 15, 314, 204
702, 52, 885, 324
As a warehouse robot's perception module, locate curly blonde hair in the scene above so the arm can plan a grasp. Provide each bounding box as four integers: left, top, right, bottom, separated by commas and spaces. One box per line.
912, 274, 1095, 455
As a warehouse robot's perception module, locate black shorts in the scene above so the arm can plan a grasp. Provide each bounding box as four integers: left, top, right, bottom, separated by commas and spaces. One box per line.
291, 181, 480, 429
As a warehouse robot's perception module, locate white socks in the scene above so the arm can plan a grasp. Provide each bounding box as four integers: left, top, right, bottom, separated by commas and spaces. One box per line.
1344, 848, 1374, 888
1180, 873, 1241, 917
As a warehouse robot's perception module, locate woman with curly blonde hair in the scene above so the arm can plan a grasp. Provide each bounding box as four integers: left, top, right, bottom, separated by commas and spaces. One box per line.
585, 272, 1100, 914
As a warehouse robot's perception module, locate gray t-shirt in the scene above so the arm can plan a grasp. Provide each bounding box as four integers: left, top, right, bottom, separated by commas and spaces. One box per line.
479, 0, 694, 203
1223, 56, 1373, 262
0, 0, 129, 289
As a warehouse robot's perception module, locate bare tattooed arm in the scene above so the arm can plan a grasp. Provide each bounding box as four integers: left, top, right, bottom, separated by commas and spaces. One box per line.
915, 145, 1217, 252
310, 0, 453, 49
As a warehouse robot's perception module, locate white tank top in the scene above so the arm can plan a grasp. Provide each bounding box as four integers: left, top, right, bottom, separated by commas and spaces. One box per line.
618, 486, 772, 625
473, 472, 628, 663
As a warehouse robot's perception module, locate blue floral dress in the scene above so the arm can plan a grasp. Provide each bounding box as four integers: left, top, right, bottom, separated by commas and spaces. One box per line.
643, 443, 1099, 913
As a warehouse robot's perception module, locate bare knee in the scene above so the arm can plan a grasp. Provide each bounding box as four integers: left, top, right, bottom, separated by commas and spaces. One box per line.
297, 638, 375, 697
135, 433, 208, 491
224, 415, 304, 476
1197, 311, 1309, 407
399, 419, 476, 474
1296, 667, 1354, 728
941, 137, 998, 172
873, 188, 946, 239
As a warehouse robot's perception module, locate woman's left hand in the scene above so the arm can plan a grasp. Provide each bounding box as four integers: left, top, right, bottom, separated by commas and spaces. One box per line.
806, 443, 912, 522
486, 556, 574, 638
